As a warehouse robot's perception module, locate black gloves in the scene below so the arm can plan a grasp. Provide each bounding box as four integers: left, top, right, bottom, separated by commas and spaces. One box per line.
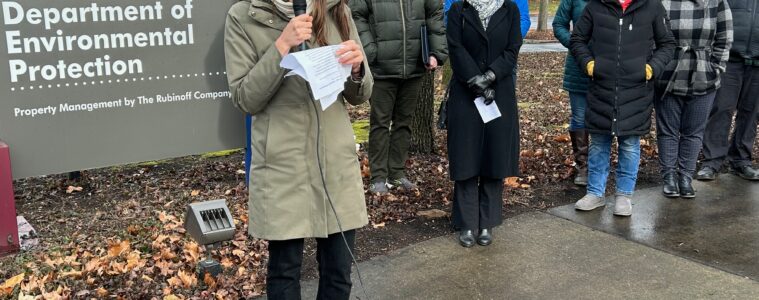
467, 70, 497, 105
482, 88, 495, 105
467, 70, 497, 95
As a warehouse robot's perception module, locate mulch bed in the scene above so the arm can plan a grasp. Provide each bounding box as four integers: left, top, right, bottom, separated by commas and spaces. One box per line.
2, 52, 756, 299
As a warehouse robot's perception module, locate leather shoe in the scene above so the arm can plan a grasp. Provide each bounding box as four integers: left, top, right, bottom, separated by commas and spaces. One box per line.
732, 165, 759, 181
695, 166, 718, 181
662, 173, 680, 198
459, 230, 475, 248
477, 229, 493, 246
678, 175, 695, 199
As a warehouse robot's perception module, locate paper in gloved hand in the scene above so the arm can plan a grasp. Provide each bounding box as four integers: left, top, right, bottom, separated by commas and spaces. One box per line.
280, 45, 352, 110
474, 97, 501, 123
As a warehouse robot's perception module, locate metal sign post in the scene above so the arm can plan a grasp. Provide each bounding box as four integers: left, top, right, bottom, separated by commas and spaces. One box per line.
0, 140, 20, 256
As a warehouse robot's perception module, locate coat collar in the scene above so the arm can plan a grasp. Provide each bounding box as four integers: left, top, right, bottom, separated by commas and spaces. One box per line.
600, 0, 647, 14
248, 0, 287, 30
462, 1, 509, 38
462, 3, 487, 38
486, 4, 510, 34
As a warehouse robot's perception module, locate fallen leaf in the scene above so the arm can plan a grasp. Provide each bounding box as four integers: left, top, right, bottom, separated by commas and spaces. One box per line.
504, 177, 520, 188
155, 260, 173, 277
553, 134, 571, 143
203, 272, 217, 288
416, 209, 449, 219
66, 185, 83, 194
127, 225, 140, 235
0, 273, 24, 296
107, 240, 131, 257
371, 222, 386, 229
60, 270, 83, 278
178, 270, 197, 288
183, 241, 200, 263
220, 257, 234, 268
191, 190, 200, 196
96, 287, 108, 297
232, 249, 246, 259
164, 295, 181, 300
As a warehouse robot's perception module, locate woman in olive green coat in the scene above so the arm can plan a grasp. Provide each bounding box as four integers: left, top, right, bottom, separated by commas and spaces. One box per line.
224, 0, 372, 298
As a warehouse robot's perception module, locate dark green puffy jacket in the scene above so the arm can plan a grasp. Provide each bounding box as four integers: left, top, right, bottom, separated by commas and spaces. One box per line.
349, 0, 449, 79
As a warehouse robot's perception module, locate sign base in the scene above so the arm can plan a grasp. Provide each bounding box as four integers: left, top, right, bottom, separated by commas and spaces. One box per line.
0, 141, 20, 256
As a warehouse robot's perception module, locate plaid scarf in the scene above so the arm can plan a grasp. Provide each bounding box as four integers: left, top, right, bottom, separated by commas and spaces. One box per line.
660, 0, 733, 96
467, 0, 505, 29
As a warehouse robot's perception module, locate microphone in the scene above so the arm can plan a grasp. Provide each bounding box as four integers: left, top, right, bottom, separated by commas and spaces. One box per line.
293, 0, 308, 51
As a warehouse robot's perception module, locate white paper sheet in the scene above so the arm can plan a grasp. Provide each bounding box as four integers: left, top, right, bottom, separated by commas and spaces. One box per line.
280, 45, 353, 110
474, 97, 501, 123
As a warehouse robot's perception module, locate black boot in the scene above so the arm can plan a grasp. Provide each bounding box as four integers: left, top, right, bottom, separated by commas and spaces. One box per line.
570, 130, 589, 186
695, 166, 718, 181
731, 165, 759, 181
662, 173, 680, 198
458, 230, 475, 248
477, 229, 493, 246
678, 175, 696, 199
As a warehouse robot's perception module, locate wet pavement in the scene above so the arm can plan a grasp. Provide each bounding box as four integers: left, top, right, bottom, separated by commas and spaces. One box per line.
291, 211, 759, 299
520, 43, 567, 53
549, 174, 759, 280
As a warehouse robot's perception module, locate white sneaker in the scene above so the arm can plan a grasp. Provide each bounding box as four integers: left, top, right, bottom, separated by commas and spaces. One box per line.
574, 194, 606, 211
613, 194, 632, 217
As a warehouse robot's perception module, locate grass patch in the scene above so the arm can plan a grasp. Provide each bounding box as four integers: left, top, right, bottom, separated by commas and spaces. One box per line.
201, 149, 243, 158
352, 119, 369, 144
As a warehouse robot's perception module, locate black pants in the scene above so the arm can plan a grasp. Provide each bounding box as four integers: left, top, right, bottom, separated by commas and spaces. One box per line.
701, 61, 759, 169
266, 230, 356, 300
452, 176, 504, 231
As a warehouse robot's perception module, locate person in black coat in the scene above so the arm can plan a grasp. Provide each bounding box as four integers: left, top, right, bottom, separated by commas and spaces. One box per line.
446, 0, 522, 247
570, 0, 675, 216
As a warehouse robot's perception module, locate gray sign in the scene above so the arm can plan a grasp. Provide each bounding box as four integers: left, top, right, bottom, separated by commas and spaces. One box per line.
0, 0, 243, 179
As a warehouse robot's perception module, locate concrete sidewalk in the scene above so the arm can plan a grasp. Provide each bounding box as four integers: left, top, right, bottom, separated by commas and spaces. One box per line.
521, 43, 567, 53
298, 211, 759, 299
550, 174, 759, 281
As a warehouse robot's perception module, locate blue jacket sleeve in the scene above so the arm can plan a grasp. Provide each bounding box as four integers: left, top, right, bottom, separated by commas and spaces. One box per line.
513, 0, 531, 38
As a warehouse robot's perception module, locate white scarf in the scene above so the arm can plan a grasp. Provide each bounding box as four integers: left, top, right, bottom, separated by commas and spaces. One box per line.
467, 0, 505, 29
272, 0, 313, 19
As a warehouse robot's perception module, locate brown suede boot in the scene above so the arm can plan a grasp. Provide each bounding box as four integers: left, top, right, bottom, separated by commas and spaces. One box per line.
570, 129, 589, 186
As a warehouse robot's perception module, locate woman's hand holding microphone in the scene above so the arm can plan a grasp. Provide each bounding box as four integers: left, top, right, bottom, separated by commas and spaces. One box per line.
275, 15, 313, 56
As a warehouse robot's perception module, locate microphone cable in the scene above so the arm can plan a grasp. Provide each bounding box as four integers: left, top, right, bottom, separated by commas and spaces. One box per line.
308, 97, 370, 300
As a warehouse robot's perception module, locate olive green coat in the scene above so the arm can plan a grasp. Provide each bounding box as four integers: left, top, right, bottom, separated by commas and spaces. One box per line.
224, 0, 373, 241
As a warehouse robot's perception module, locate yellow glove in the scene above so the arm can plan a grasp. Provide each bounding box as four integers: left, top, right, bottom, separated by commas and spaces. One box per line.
646, 64, 653, 80
587, 61, 595, 77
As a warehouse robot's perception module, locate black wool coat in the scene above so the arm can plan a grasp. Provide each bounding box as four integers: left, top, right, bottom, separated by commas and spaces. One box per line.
570, 0, 676, 136
446, 1, 522, 181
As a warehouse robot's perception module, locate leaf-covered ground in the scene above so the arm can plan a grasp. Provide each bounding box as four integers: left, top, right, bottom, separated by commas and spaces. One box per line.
2, 52, 758, 299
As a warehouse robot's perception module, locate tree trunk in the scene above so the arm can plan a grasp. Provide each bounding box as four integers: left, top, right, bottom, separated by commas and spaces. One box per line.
538, 0, 549, 31
411, 71, 436, 154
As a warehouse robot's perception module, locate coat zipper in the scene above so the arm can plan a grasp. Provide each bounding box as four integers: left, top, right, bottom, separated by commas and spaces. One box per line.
614, 17, 623, 136
400, 0, 407, 77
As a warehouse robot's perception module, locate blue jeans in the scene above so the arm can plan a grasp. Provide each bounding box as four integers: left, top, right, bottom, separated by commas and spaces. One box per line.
587, 134, 641, 197
568, 92, 587, 130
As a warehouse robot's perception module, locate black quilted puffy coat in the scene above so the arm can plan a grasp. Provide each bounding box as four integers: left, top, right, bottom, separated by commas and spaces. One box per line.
570, 0, 676, 136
